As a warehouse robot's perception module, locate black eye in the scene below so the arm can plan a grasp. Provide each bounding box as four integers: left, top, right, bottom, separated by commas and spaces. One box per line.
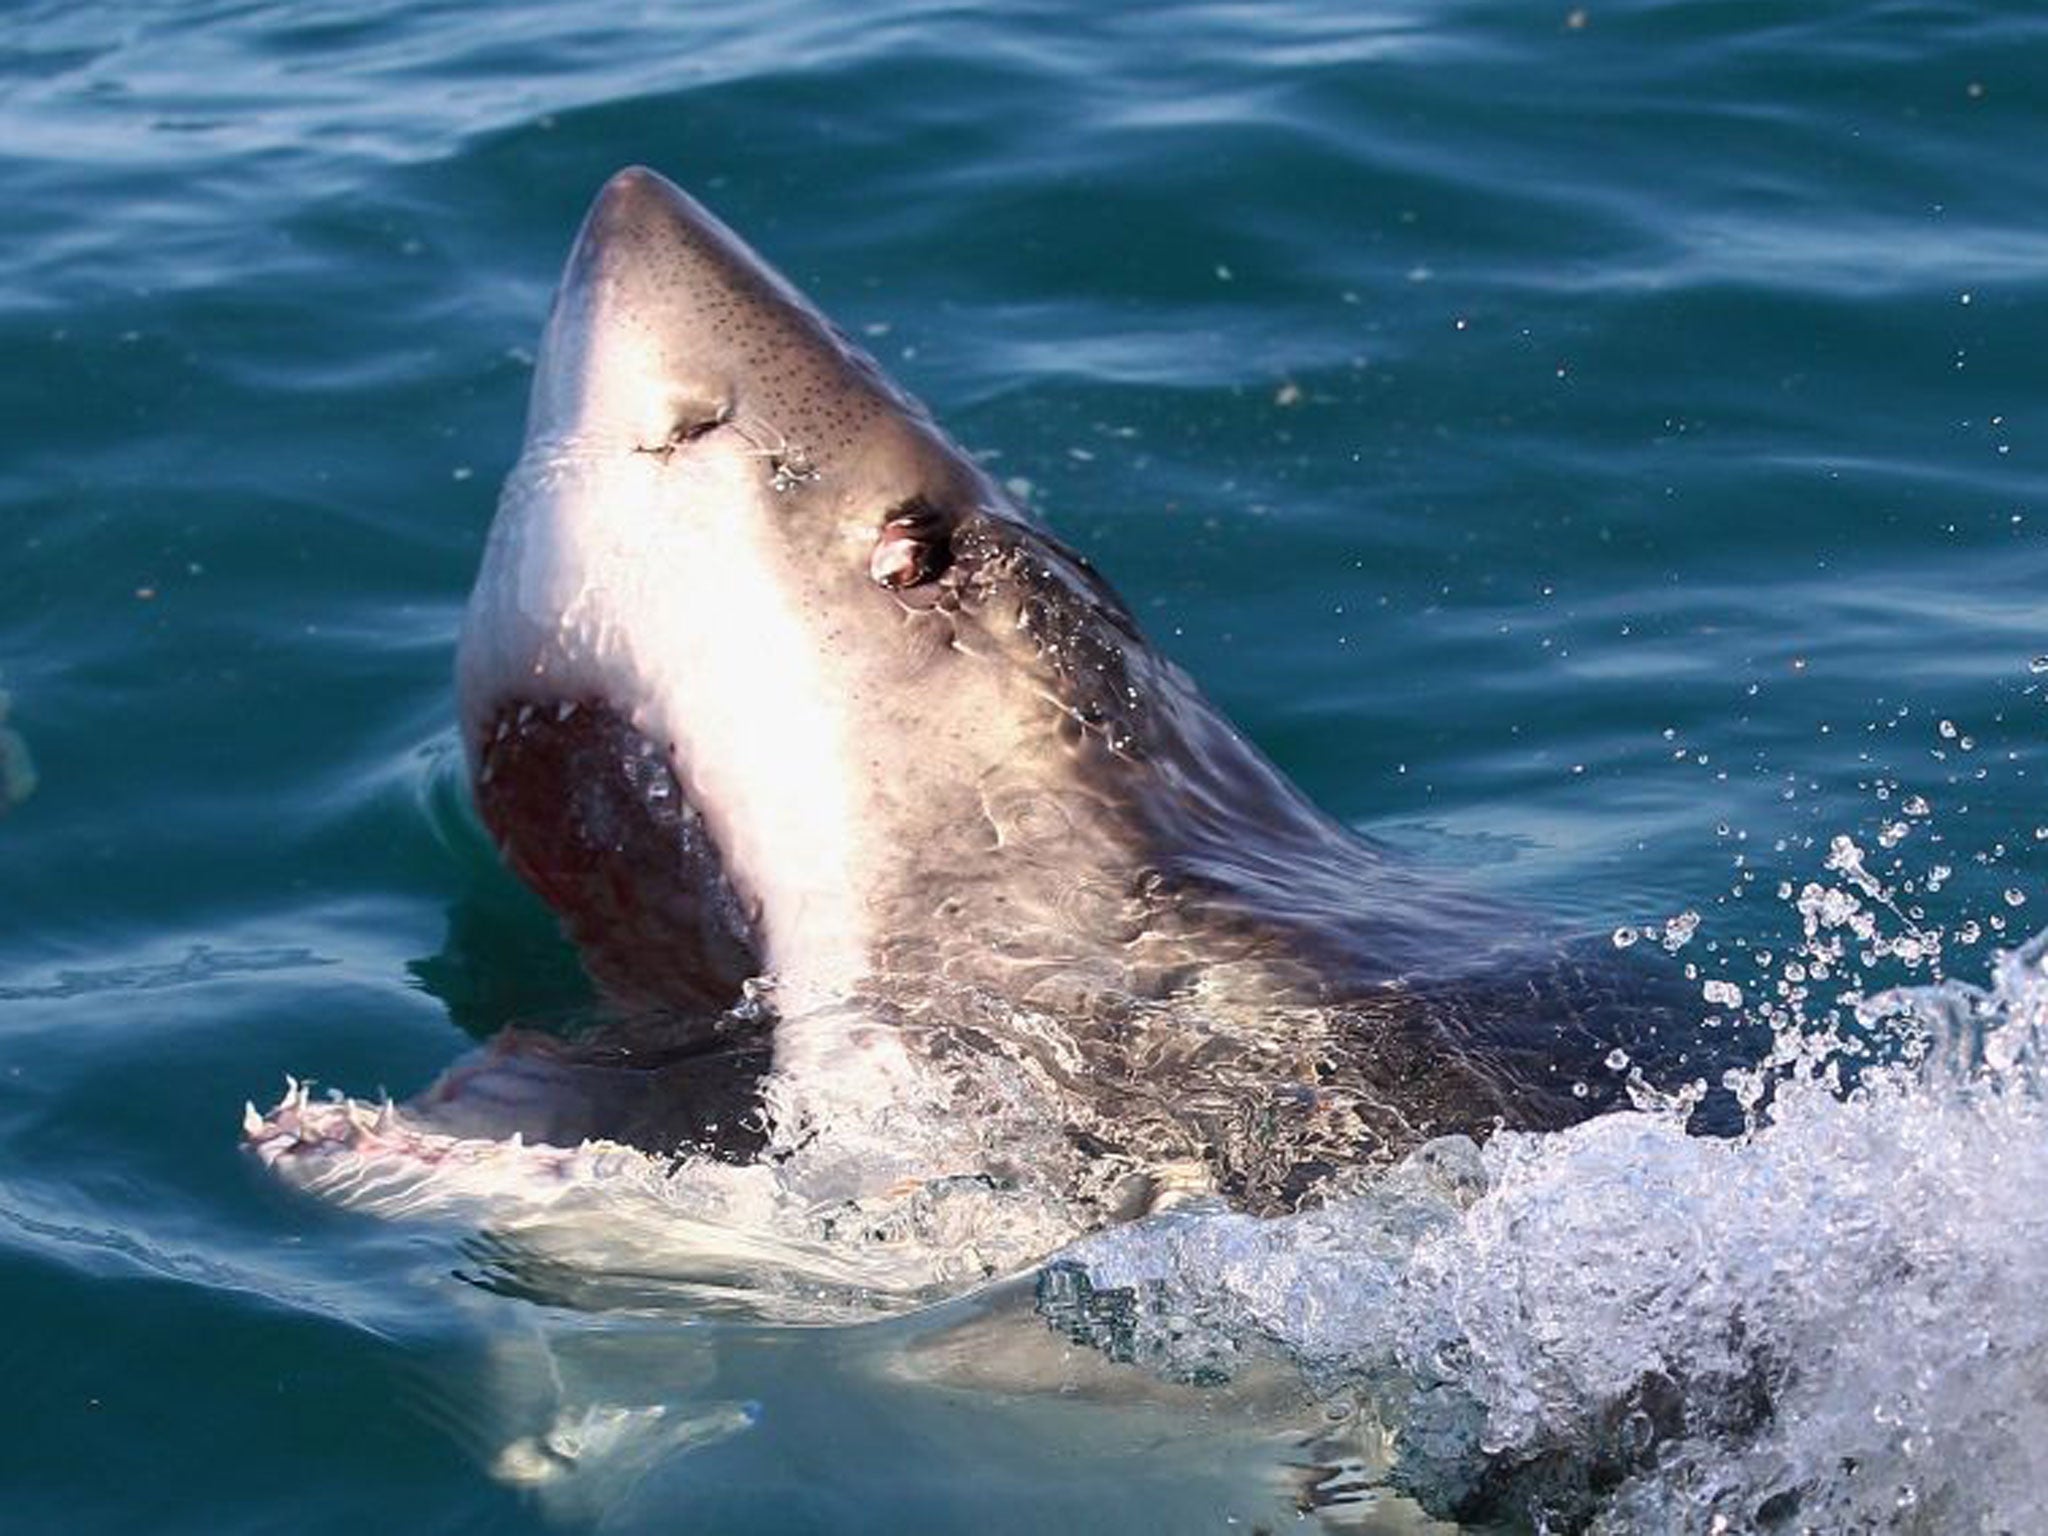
869, 499, 953, 589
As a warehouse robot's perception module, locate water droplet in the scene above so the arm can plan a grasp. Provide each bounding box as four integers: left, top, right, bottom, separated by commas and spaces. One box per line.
1661, 911, 1701, 952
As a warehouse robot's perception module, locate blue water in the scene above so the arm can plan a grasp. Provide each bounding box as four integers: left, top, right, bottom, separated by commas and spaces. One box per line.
6, 2, 2048, 1531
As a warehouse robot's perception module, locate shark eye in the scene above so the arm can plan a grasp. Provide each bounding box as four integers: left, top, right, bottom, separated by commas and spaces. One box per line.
869, 500, 952, 589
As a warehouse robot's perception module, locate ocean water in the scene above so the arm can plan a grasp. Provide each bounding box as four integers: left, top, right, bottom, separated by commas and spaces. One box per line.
5, 1, 2048, 1531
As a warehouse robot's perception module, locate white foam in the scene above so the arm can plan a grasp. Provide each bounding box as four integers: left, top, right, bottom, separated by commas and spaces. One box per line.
1059, 933, 2048, 1531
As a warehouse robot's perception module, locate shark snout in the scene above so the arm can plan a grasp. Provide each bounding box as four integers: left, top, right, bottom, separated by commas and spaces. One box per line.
532, 165, 897, 471
569, 167, 715, 283
561, 165, 815, 345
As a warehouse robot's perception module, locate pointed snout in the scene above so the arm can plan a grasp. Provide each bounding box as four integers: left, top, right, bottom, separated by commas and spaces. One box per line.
558, 166, 812, 335
590, 164, 690, 228
568, 167, 718, 285
520, 166, 974, 522
526, 167, 844, 449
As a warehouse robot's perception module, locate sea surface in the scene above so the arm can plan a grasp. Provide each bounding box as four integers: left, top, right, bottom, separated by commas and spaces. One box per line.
5, 2, 2048, 1532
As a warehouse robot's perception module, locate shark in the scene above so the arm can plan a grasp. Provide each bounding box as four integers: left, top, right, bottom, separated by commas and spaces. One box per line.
247, 168, 1693, 1301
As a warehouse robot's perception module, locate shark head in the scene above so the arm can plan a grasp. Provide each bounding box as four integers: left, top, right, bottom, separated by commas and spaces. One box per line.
458, 167, 1355, 1026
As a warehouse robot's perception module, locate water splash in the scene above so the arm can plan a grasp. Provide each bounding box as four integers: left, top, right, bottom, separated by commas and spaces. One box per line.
1055, 928, 2048, 1532
1049, 696, 2048, 1528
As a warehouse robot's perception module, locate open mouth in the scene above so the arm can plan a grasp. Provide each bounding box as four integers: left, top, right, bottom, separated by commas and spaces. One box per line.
471, 694, 763, 1023
244, 693, 781, 1185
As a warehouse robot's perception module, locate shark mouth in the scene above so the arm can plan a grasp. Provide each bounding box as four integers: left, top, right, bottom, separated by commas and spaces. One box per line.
245, 692, 793, 1212
468, 694, 763, 1023
241, 688, 1095, 1290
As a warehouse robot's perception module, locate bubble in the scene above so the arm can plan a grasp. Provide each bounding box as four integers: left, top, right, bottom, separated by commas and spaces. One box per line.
1611, 926, 1640, 949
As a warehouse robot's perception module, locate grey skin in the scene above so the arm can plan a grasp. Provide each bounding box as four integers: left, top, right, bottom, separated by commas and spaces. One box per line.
450, 168, 1687, 1218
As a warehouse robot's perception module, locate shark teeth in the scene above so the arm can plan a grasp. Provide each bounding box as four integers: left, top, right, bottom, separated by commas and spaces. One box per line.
237, 1079, 646, 1214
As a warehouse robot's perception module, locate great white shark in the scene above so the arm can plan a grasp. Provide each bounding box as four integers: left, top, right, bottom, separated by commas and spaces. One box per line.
248, 168, 1701, 1281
